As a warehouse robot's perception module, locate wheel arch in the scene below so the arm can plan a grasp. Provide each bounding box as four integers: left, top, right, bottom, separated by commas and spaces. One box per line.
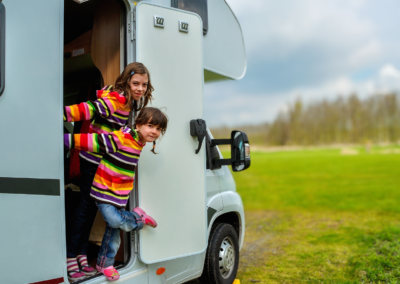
207, 192, 245, 250
212, 212, 240, 237
209, 209, 244, 251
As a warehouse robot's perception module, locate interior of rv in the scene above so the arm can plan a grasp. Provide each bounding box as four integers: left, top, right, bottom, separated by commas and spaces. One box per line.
63, 0, 131, 280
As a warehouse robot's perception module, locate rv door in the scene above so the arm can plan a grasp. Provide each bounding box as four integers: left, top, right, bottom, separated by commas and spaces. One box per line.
135, 3, 207, 264
0, 1, 65, 283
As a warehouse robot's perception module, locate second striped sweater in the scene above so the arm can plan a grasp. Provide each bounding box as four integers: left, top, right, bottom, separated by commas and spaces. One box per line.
64, 126, 144, 208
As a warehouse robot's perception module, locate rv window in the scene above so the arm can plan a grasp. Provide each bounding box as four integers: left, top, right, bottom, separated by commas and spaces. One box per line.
171, 0, 208, 35
0, 2, 5, 97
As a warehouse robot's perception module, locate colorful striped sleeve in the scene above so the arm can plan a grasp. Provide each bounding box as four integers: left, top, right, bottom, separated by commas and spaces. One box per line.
91, 92, 124, 119
63, 92, 125, 122
63, 101, 96, 122
64, 132, 122, 154
117, 127, 143, 151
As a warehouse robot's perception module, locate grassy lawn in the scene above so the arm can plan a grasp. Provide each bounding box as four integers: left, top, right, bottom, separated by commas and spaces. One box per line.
227, 146, 400, 283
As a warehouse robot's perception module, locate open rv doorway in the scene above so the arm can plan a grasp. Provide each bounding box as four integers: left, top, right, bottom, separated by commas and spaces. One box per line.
62, 0, 132, 281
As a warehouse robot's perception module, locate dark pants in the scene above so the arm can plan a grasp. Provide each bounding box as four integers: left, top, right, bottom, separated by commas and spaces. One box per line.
66, 157, 99, 258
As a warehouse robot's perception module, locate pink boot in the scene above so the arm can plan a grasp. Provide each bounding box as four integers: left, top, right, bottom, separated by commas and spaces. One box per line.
133, 207, 157, 228
96, 265, 120, 281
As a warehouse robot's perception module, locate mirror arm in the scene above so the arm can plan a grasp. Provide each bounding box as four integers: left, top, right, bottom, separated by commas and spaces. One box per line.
206, 135, 232, 170
205, 132, 214, 170
210, 139, 231, 147
213, 159, 233, 167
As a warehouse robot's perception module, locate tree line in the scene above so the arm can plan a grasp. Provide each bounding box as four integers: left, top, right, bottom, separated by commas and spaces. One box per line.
210, 93, 400, 146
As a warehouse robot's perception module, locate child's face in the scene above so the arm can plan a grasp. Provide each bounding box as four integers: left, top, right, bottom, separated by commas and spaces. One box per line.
129, 73, 148, 101
136, 122, 162, 143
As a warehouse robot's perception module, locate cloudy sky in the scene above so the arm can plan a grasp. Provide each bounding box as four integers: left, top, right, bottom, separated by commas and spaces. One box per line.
204, 0, 400, 127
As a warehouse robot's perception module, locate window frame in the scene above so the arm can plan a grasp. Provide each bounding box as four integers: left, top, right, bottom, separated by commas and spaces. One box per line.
171, 0, 208, 35
0, 2, 5, 97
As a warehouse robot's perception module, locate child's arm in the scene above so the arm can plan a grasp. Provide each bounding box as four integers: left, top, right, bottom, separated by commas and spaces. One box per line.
64, 131, 122, 154
63, 93, 125, 122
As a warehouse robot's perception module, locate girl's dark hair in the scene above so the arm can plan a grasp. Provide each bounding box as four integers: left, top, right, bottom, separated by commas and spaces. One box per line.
135, 107, 168, 154
111, 62, 154, 111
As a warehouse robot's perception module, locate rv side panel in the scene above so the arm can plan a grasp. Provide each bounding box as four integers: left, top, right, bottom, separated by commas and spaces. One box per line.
0, 0, 65, 283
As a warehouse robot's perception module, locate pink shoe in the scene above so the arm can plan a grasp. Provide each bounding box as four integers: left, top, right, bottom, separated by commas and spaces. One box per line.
81, 265, 96, 276
77, 255, 96, 276
133, 207, 157, 228
96, 265, 120, 281
67, 271, 86, 282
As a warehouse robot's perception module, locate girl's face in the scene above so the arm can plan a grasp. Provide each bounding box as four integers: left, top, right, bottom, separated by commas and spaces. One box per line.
136, 122, 163, 143
129, 73, 148, 101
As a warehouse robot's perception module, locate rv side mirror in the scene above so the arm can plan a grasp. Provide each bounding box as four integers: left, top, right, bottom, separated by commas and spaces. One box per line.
231, 131, 251, 172
208, 130, 251, 171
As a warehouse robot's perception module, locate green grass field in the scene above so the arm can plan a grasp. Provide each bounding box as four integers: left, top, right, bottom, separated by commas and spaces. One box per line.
226, 146, 400, 283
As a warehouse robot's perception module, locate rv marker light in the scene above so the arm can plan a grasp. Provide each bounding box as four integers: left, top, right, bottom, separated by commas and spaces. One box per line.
156, 267, 166, 275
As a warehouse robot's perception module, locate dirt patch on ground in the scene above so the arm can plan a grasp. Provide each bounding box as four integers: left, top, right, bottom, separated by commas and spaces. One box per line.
238, 211, 286, 271
185, 211, 285, 284
185, 210, 398, 283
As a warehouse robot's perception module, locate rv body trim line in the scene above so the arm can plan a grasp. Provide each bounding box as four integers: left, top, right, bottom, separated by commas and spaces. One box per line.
29, 276, 64, 284
114, 267, 148, 282
0, 177, 60, 196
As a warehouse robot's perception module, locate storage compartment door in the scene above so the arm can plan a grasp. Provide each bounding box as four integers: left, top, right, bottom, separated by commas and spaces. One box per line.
136, 3, 207, 264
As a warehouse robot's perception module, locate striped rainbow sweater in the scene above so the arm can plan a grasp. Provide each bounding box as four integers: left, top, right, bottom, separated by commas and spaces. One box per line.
64, 126, 144, 208
63, 86, 130, 164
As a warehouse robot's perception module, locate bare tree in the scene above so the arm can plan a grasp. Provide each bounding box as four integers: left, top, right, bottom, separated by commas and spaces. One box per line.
210, 93, 400, 146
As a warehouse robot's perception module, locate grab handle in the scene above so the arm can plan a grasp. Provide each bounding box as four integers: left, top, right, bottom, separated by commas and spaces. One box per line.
190, 119, 207, 154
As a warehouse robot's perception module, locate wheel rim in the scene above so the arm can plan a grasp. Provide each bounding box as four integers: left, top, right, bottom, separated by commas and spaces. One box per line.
219, 236, 235, 279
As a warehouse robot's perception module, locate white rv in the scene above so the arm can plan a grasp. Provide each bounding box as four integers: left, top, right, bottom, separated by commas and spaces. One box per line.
0, 0, 249, 284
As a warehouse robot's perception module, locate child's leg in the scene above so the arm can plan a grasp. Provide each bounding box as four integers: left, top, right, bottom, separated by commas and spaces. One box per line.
75, 158, 100, 255
66, 158, 99, 280
97, 224, 121, 269
97, 203, 144, 232
95, 203, 144, 281
66, 157, 99, 259
96, 224, 121, 281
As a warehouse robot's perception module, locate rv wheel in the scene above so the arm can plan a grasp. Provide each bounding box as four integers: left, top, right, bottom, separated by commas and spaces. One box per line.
199, 223, 239, 284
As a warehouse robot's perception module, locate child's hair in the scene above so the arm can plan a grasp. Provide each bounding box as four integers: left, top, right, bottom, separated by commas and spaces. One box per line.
112, 62, 154, 111
135, 107, 168, 154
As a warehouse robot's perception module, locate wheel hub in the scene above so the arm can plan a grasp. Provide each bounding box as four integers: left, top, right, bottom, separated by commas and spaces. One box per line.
219, 236, 235, 279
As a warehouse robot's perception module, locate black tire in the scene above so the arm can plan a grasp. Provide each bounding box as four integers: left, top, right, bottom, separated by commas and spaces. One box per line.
199, 223, 239, 284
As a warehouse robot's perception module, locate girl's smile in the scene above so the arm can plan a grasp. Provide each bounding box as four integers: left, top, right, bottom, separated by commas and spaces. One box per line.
136, 123, 162, 143
129, 73, 148, 101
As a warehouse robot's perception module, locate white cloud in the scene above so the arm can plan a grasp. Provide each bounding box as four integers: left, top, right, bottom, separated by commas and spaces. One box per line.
379, 64, 400, 78
227, 0, 380, 70
349, 39, 381, 68
203, 1, 400, 127
374, 64, 400, 93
